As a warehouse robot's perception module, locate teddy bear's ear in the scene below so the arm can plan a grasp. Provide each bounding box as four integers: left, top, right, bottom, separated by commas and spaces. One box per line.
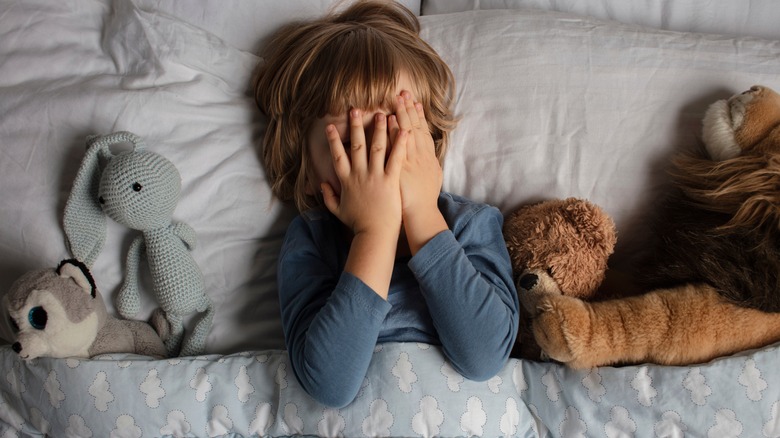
56, 259, 97, 298
562, 198, 617, 252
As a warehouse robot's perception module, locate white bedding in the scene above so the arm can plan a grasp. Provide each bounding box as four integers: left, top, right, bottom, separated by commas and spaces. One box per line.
1, 0, 780, 436
423, 0, 780, 40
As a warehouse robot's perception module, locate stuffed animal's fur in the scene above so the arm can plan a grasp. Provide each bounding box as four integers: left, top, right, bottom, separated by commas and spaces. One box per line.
517, 85, 780, 368
504, 198, 617, 359
3, 259, 168, 360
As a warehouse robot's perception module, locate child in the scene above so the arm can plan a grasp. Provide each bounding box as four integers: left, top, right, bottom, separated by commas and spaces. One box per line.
254, 0, 519, 408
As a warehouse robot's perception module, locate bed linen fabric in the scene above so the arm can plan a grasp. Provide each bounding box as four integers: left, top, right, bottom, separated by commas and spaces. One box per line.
423, 0, 780, 40
1, 0, 780, 436
2, 342, 780, 437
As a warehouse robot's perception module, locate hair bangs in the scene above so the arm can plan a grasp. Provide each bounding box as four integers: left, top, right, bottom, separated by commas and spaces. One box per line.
318, 27, 403, 117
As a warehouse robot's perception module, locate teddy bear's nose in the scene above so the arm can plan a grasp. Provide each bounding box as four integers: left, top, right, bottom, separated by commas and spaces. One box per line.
98, 196, 105, 204
518, 273, 538, 290
12, 342, 21, 353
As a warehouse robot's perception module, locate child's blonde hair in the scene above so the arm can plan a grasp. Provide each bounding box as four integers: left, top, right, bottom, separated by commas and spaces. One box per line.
254, 0, 456, 212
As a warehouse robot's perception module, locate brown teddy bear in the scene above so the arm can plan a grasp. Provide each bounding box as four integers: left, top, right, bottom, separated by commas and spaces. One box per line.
505, 85, 780, 368
503, 197, 618, 360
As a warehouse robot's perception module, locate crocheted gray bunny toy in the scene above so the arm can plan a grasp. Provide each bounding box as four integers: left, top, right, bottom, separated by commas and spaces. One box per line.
63, 131, 213, 357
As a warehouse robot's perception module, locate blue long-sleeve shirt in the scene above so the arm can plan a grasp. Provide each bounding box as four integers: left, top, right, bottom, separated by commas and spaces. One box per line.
277, 192, 519, 408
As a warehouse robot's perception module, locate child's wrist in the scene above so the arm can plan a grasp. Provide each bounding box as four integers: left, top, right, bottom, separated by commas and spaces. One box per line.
346, 226, 400, 300
352, 224, 401, 243
402, 200, 440, 225
403, 207, 447, 255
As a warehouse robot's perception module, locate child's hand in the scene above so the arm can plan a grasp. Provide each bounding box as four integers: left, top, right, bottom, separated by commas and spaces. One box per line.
321, 109, 408, 237
390, 91, 449, 254
390, 92, 443, 220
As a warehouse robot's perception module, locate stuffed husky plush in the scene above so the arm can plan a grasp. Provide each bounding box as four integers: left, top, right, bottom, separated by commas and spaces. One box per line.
523, 85, 780, 368
3, 259, 167, 360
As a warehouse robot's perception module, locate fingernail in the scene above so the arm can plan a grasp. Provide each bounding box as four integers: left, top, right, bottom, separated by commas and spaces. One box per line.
352, 108, 360, 118
415, 102, 423, 110
376, 113, 385, 122
326, 124, 335, 133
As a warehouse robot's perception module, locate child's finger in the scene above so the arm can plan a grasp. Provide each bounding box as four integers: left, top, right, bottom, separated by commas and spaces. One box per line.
402, 91, 422, 129
349, 108, 368, 172
388, 114, 400, 145
369, 112, 388, 171
320, 182, 340, 216
414, 102, 427, 127
394, 95, 416, 154
386, 127, 408, 176
413, 101, 434, 153
326, 124, 350, 178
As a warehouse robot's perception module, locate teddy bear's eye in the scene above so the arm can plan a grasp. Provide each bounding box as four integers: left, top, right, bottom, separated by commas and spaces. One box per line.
8, 317, 19, 333
28, 306, 47, 330
132, 182, 143, 192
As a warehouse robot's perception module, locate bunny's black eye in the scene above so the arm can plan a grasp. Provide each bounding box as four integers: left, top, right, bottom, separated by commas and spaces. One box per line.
132, 182, 143, 192
9, 317, 19, 333
28, 307, 47, 330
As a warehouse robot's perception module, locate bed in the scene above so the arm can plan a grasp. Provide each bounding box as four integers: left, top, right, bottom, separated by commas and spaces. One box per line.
1, 0, 779, 436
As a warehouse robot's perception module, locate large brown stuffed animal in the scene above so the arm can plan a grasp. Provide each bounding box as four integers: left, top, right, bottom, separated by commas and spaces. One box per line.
508, 85, 780, 368
503, 198, 617, 360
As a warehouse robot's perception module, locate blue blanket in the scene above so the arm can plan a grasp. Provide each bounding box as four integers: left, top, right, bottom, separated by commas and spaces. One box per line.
1, 342, 779, 437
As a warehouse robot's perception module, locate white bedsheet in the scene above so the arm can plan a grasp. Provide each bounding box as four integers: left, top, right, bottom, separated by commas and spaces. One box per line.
423, 0, 780, 40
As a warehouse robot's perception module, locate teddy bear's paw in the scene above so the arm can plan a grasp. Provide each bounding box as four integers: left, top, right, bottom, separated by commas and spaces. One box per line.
533, 295, 596, 368
517, 269, 563, 315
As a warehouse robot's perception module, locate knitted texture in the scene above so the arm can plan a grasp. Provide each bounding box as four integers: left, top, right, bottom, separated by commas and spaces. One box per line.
64, 131, 212, 357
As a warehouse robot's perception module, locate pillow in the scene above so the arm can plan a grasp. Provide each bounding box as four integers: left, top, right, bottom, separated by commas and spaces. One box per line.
421, 8, 780, 264
422, 0, 780, 40
132, 0, 423, 53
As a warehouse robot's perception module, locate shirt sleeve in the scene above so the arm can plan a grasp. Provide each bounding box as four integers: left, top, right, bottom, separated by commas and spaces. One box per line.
277, 216, 392, 408
408, 203, 519, 381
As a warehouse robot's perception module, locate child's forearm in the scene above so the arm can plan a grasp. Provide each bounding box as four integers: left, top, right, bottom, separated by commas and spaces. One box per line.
414, 235, 518, 380
408, 206, 519, 380
344, 228, 400, 299
284, 271, 392, 408
403, 205, 448, 255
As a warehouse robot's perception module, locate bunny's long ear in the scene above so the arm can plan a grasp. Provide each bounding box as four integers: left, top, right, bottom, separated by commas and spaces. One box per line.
63, 135, 111, 266
97, 131, 147, 152
63, 131, 147, 266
